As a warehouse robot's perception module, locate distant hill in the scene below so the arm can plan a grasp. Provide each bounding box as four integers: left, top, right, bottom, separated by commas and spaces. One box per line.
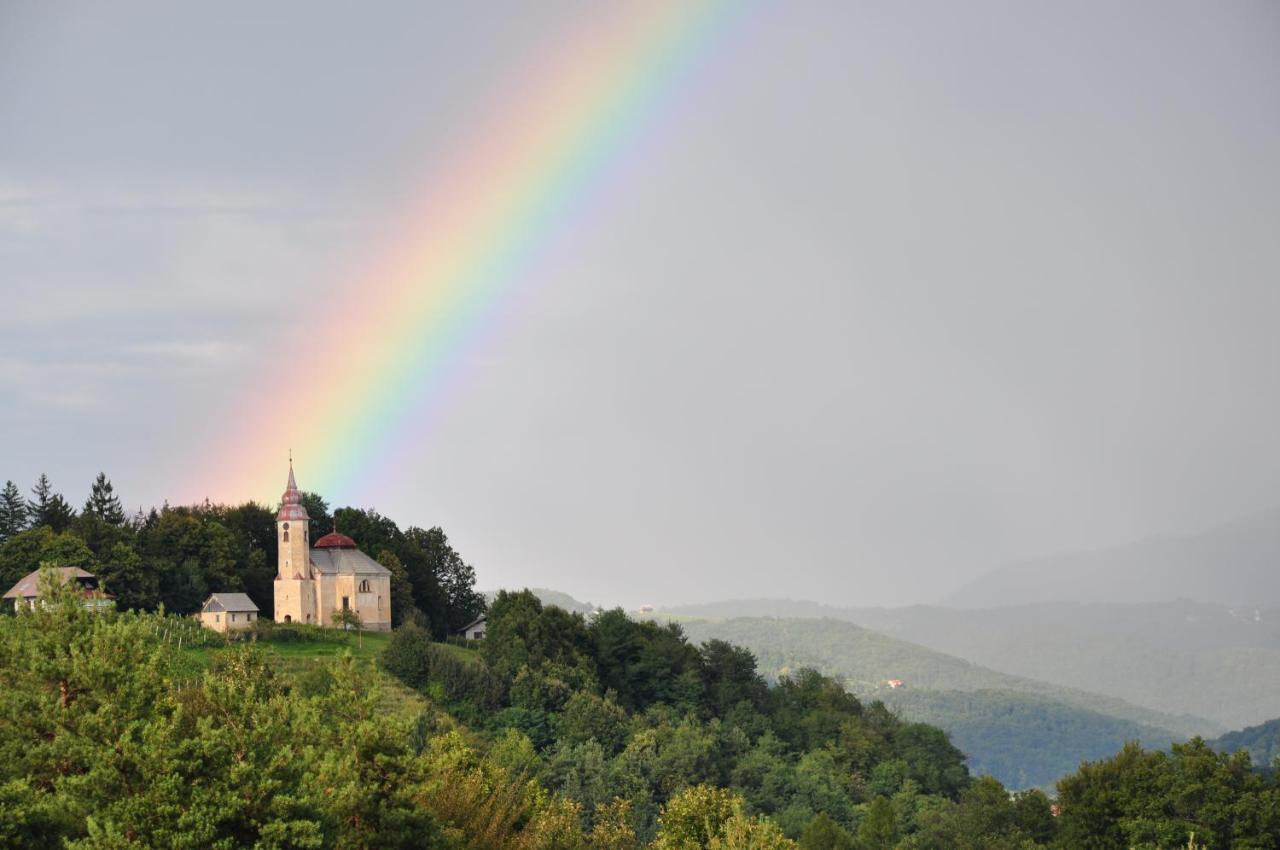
1209, 718, 1280, 770
674, 616, 1212, 736
943, 508, 1280, 608
675, 616, 1208, 790
833, 601, 1280, 731
663, 598, 1280, 730
485, 587, 601, 616
879, 688, 1177, 790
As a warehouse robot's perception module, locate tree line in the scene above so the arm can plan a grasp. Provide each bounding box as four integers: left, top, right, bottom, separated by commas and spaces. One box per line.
0, 473, 484, 638
379, 590, 1280, 849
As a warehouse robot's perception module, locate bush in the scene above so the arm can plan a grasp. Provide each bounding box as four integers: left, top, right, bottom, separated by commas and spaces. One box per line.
382, 624, 507, 716
382, 624, 435, 688
254, 620, 334, 644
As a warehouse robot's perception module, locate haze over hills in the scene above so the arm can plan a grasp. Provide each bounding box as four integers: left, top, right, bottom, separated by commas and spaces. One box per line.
663, 598, 1280, 730
942, 507, 1280, 608
673, 616, 1209, 790
672, 616, 1212, 737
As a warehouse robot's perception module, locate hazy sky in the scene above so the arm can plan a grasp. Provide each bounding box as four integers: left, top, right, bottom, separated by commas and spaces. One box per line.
2, 1, 1278, 607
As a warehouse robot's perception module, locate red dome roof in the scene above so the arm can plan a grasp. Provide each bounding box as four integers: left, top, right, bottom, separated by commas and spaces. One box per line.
314, 531, 357, 549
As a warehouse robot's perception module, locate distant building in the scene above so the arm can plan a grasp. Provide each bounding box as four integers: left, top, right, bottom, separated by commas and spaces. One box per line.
273, 462, 392, 631
886, 679, 905, 689
3, 567, 113, 612
199, 593, 260, 633
457, 615, 487, 640
637, 604, 654, 614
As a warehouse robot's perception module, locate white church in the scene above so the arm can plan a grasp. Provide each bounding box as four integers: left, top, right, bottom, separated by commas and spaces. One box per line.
274, 463, 392, 630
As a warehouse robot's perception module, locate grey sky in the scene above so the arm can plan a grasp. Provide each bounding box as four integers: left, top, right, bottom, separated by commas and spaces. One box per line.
2, 1, 1278, 607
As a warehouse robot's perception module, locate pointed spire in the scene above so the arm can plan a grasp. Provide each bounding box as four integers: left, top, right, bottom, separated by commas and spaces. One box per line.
276, 455, 309, 521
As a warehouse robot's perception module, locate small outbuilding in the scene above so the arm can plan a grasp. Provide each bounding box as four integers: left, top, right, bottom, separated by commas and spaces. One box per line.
3, 566, 113, 612
457, 615, 487, 640
199, 593, 260, 633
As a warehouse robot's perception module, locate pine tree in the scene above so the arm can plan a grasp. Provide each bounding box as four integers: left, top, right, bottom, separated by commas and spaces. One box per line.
83, 472, 126, 526
29, 473, 52, 519
28, 474, 76, 533
0, 480, 28, 540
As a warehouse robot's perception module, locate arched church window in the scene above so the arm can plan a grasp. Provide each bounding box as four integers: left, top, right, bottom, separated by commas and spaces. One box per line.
282, 522, 290, 543
359, 579, 370, 593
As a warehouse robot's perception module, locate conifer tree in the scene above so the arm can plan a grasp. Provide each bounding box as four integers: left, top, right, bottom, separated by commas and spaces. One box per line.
83, 472, 126, 525
28, 474, 76, 533
0, 480, 28, 540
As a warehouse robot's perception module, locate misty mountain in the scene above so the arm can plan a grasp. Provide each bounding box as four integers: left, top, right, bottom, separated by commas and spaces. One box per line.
485, 587, 601, 616
674, 616, 1210, 790
663, 594, 1280, 729
1210, 717, 1280, 771
830, 600, 1280, 730
942, 507, 1280, 608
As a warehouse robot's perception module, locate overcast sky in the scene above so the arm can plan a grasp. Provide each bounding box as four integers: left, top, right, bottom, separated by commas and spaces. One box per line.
2, 1, 1278, 607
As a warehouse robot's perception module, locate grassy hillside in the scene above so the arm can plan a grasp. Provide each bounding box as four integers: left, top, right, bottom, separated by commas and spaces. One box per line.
178, 629, 479, 718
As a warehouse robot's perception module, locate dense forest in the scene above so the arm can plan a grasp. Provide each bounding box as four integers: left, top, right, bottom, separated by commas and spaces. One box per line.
4, 473, 1280, 848
0, 473, 484, 639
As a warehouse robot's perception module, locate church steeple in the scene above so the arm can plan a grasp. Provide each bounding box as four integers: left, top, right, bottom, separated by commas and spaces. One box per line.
277, 459, 311, 579
277, 457, 309, 523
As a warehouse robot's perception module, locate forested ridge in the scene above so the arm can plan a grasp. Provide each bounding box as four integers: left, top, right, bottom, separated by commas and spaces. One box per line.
3, 473, 1280, 848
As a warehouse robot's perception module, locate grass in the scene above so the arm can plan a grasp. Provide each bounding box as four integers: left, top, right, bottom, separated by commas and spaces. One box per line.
175, 628, 478, 718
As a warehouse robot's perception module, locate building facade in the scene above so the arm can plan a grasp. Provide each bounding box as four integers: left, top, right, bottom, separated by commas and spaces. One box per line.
273, 463, 392, 630
199, 592, 259, 633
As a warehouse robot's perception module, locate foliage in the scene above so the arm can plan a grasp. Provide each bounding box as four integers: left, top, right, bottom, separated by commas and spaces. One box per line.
27, 473, 75, 533
0, 481, 28, 542
1053, 739, 1280, 850
387, 594, 981, 844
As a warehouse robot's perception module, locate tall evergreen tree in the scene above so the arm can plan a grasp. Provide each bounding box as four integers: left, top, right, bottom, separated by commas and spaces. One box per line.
83, 472, 126, 525
0, 480, 28, 541
28, 474, 75, 533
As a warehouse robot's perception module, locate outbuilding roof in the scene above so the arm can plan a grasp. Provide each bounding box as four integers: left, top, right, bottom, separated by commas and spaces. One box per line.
201, 593, 260, 613
4, 566, 98, 600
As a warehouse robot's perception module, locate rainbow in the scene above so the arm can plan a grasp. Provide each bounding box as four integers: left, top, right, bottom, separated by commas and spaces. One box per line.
202, 0, 752, 504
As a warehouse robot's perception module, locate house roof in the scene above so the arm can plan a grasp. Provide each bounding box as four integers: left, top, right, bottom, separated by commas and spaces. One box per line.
4, 566, 97, 600
457, 615, 487, 633
309, 546, 390, 577
202, 593, 260, 614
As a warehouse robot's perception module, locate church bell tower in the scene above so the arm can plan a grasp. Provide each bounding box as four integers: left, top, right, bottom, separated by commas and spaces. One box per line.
275, 459, 316, 624
277, 460, 311, 579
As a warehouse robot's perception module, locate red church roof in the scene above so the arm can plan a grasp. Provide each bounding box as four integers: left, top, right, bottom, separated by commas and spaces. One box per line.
314, 531, 357, 549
